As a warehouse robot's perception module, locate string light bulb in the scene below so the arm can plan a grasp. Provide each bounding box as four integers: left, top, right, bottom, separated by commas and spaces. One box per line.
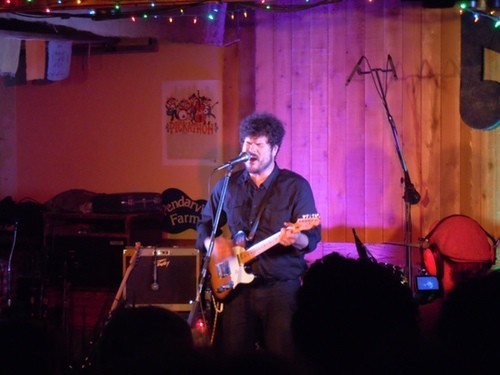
458, 1, 500, 29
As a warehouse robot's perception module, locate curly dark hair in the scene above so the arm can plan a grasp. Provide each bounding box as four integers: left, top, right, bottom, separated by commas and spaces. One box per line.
239, 112, 285, 151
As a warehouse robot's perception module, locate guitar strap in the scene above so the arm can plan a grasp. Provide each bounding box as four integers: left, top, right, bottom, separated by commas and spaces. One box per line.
246, 169, 280, 242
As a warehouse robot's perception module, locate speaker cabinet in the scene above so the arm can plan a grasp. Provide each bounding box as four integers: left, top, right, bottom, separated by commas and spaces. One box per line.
43, 212, 163, 290
124, 247, 200, 312
48, 236, 127, 289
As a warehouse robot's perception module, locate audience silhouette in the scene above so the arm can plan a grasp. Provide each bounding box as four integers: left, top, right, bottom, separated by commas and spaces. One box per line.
292, 251, 420, 375
436, 270, 500, 374
216, 350, 303, 375
2, 216, 496, 375
0, 316, 64, 375
89, 305, 212, 374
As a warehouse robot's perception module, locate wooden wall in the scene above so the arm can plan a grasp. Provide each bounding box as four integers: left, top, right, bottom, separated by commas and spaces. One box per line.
252, 0, 499, 248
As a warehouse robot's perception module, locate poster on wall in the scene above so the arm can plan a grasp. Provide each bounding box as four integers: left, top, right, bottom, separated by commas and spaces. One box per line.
162, 80, 223, 165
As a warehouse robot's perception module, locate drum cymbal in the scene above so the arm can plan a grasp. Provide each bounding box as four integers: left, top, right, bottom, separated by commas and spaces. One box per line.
382, 241, 427, 248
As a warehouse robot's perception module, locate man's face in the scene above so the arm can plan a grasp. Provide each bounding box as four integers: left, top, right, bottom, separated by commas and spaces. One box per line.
241, 135, 277, 174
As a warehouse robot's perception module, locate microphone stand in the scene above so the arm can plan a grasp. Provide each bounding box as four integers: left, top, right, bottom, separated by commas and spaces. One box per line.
187, 165, 233, 338
356, 59, 421, 292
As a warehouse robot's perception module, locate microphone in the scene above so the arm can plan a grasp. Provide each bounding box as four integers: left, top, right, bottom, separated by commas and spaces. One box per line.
345, 56, 364, 86
388, 54, 398, 80
213, 152, 251, 172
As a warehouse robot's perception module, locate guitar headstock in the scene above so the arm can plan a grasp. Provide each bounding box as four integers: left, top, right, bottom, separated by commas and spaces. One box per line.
290, 213, 321, 232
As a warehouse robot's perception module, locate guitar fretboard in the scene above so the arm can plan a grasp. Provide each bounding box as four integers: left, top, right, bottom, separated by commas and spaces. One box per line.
236, 215, 320, 265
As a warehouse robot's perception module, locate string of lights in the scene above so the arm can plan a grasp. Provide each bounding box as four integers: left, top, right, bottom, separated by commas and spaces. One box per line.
458, 1, 500, 28
0, 0, 340, 17
0, 0, 497, 27
0, 0, 344, 26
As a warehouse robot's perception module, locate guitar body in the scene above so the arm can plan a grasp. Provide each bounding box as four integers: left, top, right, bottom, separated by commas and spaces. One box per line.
209, 245, 255, 300
208, 214, 320, 301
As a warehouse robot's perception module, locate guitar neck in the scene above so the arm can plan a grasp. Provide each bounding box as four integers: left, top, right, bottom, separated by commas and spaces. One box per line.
239, 232, 280, 264
236, 215, 320, 265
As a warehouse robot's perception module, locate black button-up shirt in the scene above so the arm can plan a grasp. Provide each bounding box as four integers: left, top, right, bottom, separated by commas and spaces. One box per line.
196, 164, 321, 281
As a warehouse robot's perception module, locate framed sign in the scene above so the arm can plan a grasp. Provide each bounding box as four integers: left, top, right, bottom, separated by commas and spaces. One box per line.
162, 80, 223, 165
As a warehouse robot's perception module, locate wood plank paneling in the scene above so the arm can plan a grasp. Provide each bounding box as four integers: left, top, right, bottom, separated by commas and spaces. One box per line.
439, 8, 462, 217
274, 9, 293, 166
308, 6, 330, 236
328, 1, 348, 243
420, 8, 444, 232
382, 0, 405, 244
364, 0, 387, 243
255, 10, 275, 113
289, 9, 312, 177
344, 0, 367, 240
401, 2, 424, 241
254, 0, 499, 252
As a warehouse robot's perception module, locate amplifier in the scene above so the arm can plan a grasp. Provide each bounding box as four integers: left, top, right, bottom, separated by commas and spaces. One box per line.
123, 247, 200, 312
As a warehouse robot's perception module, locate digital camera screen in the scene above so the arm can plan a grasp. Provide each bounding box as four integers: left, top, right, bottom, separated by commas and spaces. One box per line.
416, 275, 439, 291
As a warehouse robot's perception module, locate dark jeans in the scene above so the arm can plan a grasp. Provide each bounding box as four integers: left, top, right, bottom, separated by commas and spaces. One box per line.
221, 278, 300, 360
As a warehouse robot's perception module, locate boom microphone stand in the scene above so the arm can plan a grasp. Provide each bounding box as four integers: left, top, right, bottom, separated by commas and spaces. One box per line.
346, 55, 421, 291
187, 165, 233, 334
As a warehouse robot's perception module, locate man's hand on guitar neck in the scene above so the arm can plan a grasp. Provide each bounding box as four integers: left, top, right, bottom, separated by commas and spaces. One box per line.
279, 222, 309, 250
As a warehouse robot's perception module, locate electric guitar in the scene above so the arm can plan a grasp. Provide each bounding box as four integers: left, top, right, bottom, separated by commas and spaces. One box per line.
209, 214, 320, 300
